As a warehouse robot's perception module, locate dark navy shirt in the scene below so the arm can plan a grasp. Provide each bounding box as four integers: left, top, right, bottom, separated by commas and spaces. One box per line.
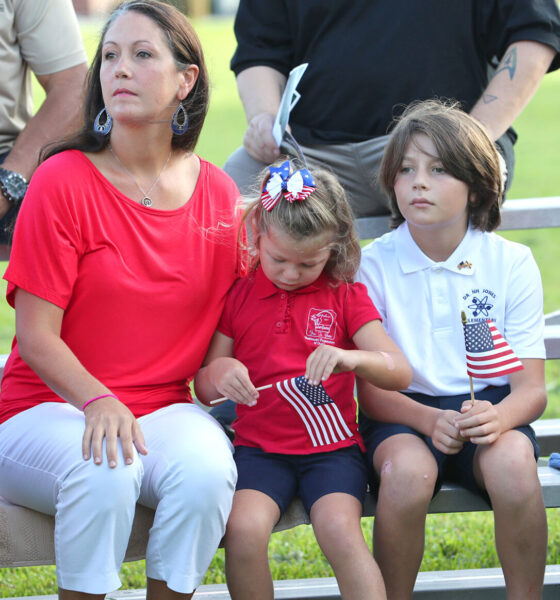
232, 0, 560, 145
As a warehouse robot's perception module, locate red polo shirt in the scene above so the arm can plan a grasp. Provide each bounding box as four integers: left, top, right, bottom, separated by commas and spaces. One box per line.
218, 267, 381, 454
0, 151, 244, 424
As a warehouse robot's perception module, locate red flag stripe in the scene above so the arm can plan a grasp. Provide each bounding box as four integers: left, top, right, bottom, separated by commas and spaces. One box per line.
467, 364, 525, 378
467, 349, 517, 361
467, 357, 523, 371
277, 379, 324, 446
463, 319, 524, 380
276, 378, 352, 447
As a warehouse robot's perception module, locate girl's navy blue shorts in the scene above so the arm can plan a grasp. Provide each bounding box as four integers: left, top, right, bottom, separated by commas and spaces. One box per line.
359, 385, 539, 497
233, 444, 368, 515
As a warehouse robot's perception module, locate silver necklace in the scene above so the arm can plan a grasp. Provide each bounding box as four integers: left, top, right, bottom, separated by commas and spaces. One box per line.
109, 145, 172, 207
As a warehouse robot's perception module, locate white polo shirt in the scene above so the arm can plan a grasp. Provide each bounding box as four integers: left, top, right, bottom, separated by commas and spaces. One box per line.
357, 223, 545, 396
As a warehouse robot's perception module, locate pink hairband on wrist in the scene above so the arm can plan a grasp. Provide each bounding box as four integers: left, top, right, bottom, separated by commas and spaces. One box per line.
82, 394, 118, 411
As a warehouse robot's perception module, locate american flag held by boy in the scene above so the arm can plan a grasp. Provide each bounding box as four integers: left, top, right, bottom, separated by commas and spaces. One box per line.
462, 319, 524, 379
276, 375, 353, 447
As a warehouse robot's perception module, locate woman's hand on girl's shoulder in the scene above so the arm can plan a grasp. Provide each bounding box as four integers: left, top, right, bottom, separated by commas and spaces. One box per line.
82, 396, 147, 468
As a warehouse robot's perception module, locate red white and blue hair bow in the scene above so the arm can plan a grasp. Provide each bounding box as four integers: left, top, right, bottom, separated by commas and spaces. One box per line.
261, 161, 316, 211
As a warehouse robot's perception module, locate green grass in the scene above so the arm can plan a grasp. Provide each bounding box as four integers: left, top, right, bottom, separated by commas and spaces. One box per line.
2, 511, 560, 597
1, 15, 559, 598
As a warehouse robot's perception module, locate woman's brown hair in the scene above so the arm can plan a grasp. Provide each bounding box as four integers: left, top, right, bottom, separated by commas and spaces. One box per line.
43, 0, 209, 160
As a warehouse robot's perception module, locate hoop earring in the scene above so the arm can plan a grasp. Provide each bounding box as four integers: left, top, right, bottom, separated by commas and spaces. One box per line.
93, 107, 112, 135
171, 103, 189, 135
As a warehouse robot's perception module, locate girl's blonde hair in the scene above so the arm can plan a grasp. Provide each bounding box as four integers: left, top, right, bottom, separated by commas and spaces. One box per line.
243, 161, 361, 282
380, 99, 502, 231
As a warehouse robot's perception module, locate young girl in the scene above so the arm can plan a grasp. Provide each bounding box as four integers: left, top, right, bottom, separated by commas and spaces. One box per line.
194, 160, 411, 600
357, 100, 547, 600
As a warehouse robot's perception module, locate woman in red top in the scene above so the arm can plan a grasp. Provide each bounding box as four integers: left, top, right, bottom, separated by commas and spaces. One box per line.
0, 2, 243, 599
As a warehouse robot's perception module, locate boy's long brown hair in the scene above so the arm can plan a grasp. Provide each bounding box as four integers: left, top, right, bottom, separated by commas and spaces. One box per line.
380, 100, 502, 232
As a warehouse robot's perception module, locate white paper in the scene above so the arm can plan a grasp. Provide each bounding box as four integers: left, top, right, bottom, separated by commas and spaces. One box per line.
272, 63, 309, 146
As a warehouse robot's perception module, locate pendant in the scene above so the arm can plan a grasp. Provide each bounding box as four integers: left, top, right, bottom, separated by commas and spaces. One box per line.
141, 197, 153, 207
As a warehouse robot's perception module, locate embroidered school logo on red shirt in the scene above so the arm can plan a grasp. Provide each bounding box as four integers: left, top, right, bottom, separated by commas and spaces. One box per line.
305, 308, 337, 344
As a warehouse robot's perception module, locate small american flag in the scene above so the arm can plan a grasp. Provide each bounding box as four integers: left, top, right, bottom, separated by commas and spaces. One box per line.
276, 376, 353, 447
463, 319, 524, 379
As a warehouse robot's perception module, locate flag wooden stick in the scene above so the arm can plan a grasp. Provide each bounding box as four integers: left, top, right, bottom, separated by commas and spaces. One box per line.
468, 373, 475, 407
209, 384, 273, 405
461, 311, 476, 407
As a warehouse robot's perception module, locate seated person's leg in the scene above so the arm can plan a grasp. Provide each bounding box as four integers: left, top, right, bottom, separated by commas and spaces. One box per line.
138, 404, 236, 595
360, 414, 439, 600
225, 446, 296, 600
0, 402, 141, 595
472, 428, 546, 600
224, 134, 393, 220
225, 489, 280, 600
304, 445, 386, 599
302, 135, 391, 219
440, 384, 544, 600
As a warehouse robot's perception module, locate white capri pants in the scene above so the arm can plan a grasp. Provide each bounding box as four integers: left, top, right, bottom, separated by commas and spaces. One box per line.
0, 402, 237, 595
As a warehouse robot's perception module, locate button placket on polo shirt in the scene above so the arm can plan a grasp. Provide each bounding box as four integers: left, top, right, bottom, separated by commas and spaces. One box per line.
430, 265, 453, 334
274, 291, 291, 334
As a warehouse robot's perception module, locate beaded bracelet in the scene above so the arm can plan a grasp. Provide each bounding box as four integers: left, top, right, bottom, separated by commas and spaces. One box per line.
82, 393, 119, 411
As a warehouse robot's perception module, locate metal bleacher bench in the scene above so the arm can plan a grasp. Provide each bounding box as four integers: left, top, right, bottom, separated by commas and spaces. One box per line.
1, 196, 560, 600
